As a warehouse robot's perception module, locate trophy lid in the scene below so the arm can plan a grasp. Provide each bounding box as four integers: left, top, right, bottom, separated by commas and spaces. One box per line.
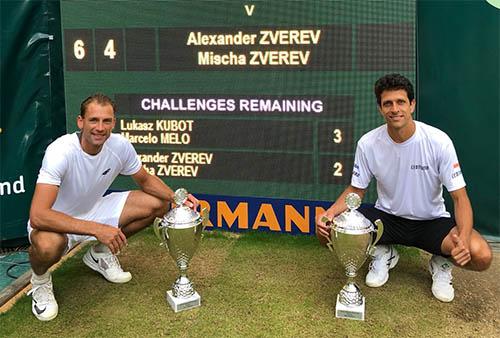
332, 193, 374, 234
162, 188, 202, 229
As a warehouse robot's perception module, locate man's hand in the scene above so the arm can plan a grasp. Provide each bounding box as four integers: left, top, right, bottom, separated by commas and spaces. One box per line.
184, 193, 200, 211
315, 186, 365, 245
315, 209, 333, 240
450, 233, 471, 266
94, 224, 127, 254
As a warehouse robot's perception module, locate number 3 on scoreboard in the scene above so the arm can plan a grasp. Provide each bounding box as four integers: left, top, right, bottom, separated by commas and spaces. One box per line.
332, 128, 342, 143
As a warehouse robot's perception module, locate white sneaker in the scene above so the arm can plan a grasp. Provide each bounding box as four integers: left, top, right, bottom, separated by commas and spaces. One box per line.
83, 245, 132, 283
365, 245, 399, 287
27, 275, 58, 321
428, 255, 454, 302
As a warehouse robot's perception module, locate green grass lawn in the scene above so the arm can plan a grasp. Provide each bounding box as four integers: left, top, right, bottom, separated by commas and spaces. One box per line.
0, 229, 498, 337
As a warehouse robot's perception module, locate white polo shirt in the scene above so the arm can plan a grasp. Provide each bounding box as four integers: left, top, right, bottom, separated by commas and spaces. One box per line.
351, 121, 466, 220
36, 133, 142, 218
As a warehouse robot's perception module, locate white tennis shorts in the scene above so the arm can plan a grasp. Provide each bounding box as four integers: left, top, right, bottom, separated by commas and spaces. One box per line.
27, 191, 130, 251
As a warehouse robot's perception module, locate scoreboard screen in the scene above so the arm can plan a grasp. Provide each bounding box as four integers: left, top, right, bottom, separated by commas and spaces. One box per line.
60, 0, 415, 203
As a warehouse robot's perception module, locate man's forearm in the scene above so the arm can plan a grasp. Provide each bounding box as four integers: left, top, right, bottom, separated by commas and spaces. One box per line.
454, 200, 473, 242
450, 188, 474, 243
140, 174, 175, 202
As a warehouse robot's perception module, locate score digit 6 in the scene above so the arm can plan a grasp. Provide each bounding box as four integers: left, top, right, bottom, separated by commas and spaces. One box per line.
73, 39, 86, 60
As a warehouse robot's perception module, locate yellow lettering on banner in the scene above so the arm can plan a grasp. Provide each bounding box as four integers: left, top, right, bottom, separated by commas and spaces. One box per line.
244, 4, 255, 16
217, 201, 248, 229
248, 50, 310, 66
259, 30, 321, 45
187, 32, 257, 46
186, 32, 198, 45
198, 51, 247, 65
199, 200, 213, 227
142, 164, 155, 175
121, 132, 158, 144
252, 203, 280, 231
285, 205, 309, 233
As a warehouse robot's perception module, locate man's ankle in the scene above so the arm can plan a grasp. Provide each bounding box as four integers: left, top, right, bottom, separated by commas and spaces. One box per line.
31, 271, 51, 285
93, 243, 110, 253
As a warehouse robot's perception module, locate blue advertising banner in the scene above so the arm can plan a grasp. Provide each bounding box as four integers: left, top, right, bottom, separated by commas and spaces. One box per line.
197, 193, 332, 235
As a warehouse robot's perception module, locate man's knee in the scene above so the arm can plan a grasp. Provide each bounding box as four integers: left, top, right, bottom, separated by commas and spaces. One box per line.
124, 190, 170, 220
30, 231, 67, 262
145, 195, 169, 218
470, 238, 493, 271
471, 245, 493, 271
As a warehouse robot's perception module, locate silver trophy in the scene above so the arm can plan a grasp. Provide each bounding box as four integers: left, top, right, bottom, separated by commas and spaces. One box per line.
323, 193, 383, 320
153, 188, 208, 312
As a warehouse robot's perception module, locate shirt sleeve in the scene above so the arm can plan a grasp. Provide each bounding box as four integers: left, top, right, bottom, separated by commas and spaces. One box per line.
351, 141, 372, 189
37, 143, 68, 186
119, 139, 142, 175
438, 138, 466, 192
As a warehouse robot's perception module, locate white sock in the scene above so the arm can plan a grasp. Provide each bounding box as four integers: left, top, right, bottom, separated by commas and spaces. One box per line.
93, 243, 110, 253
31, 271, 51, 285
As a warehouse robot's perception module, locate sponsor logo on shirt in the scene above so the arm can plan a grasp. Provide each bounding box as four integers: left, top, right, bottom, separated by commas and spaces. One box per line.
352, 163, 360, 177
410, 164, 429, 170
451, 162, 462, 179
102, 168, 111, 175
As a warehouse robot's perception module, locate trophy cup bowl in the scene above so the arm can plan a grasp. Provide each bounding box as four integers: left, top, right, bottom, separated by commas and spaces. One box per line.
323, 193, 383, 321
153, 188, 208, 312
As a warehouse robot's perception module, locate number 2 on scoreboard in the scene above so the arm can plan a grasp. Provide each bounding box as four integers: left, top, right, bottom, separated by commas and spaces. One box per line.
332, 162, 343, 177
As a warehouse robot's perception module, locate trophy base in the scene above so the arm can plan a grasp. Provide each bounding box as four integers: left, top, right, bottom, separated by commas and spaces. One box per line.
166, 290, 201, 313
335, 294, 365, 321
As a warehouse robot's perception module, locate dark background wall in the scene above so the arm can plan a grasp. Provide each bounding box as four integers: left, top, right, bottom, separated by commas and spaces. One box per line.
0, 0, 66, 246
417, 0, 499, 239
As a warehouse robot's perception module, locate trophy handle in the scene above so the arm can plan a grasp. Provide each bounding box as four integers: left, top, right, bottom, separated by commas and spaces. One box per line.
153, 217, 162, 240
320, 216, 335, 252
369, 219, 384, 255
326, 237, 335, 253
152, 217, 166, 248
201, 207, 209, 231
373, 219, 384, 246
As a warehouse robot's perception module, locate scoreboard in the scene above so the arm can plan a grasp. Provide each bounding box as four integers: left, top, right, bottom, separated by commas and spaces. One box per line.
60, 0, 415, 205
